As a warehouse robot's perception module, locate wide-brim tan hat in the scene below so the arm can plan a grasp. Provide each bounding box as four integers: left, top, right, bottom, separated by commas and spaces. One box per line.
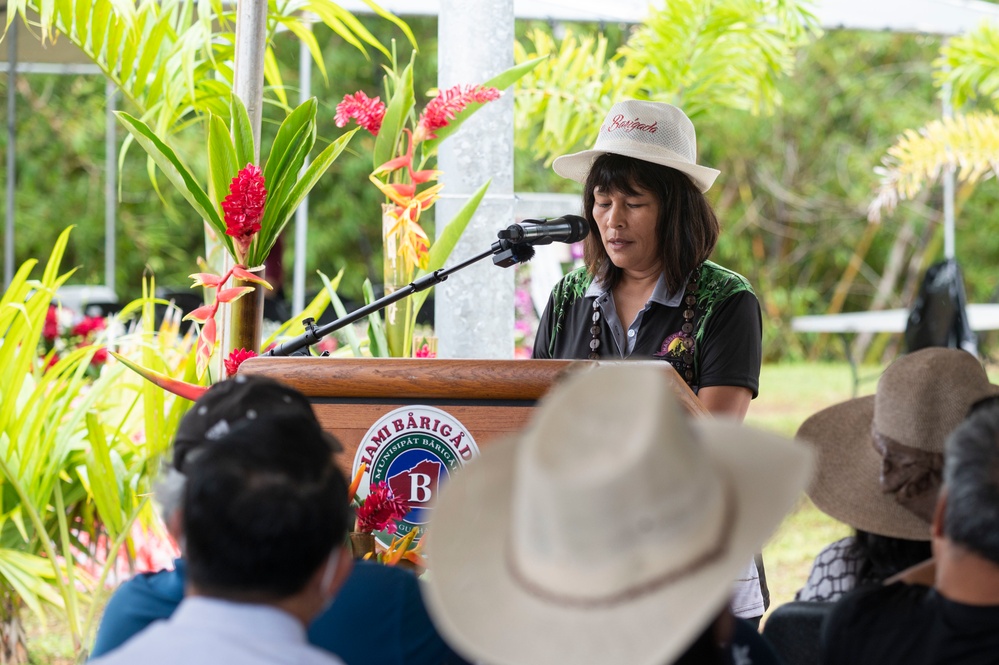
552, 100, 720, 192
423, 363, 812, 665
797, 348, 999, 541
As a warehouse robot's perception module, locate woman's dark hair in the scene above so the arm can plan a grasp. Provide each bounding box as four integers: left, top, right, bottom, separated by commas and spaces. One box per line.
582, 153, 719, 294
850, 529, 932, 585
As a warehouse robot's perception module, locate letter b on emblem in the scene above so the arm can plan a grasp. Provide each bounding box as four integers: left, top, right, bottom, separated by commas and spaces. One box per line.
409, 473, 432, 502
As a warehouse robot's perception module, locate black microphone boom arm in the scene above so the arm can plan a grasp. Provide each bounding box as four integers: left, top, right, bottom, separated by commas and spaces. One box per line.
265, 236, 535, 357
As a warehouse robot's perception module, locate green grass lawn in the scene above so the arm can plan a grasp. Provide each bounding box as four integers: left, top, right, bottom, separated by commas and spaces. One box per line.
750, 361, 879, 621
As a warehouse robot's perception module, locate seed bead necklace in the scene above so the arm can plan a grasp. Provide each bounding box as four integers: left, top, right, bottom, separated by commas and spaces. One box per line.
588, 267, 702, 387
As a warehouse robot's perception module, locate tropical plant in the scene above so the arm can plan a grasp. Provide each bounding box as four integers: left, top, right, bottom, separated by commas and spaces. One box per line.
5, 0, 414, 144
116, 93, 357, 373
869, 23, 999, 221
0, 228, 194, 662
513, 0, 821, 164
333, 48, 543, 356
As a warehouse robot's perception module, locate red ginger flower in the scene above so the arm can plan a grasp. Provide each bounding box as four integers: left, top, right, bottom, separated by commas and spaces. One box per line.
43, 306, 59, 342
415, 85, 501, 141
335, 91, 387, 136
91, 347, 109, 366
72, 315, 106, 339
356, 482, 409, 534
222, 164, 267, 259
224, 348, 258, 377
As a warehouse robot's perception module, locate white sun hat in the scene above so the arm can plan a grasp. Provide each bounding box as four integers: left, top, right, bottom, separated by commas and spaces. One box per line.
422, 363, 812, 665
552, 99, 721, 192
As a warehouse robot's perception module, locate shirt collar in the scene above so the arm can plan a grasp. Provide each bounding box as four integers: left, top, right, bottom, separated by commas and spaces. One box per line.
585, 272, 686, 307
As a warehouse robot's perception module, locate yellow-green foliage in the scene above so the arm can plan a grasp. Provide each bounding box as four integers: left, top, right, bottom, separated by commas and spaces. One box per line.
0, 228, 193, 657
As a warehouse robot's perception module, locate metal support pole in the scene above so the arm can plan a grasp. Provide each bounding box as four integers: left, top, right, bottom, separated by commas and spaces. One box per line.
105, 80, 117, 294
220, 0, 269, 365
436, 0, 516, 358
293, 36, 312, 315
942, 75, 956, 261
232, 1, 268, 159
5, 21, 17, 287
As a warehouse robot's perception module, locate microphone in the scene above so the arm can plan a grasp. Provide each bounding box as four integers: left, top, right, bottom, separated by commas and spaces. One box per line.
497, 215, 589, 245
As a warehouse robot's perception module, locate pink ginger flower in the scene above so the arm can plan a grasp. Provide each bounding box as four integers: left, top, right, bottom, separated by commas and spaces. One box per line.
356, 482, 409, 534
335, 91, 387, 136
414, 342, 436, 359
224, 348, 257, 377
415, 85, 501, 141
222, 164, 267, 258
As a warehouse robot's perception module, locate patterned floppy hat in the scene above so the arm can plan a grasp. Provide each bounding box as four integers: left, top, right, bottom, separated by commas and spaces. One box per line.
422, 363, 812, 665
797, 348, 999, 540
552, 100, 720, 192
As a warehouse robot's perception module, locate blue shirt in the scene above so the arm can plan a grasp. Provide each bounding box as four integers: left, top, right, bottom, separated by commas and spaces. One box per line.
90, 559, 468, 665
90, 596, 343, 665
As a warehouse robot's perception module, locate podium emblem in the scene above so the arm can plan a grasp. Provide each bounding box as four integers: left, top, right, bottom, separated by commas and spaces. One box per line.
352, 405, 480, 542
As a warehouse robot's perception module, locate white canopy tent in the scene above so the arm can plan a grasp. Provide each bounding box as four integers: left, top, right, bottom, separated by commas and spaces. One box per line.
339, 0, 999, 32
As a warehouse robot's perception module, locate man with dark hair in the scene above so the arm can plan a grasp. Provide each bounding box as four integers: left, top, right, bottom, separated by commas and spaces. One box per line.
92, 415, 353, 664
822, 399, 999, 664
90, 375, 468, 665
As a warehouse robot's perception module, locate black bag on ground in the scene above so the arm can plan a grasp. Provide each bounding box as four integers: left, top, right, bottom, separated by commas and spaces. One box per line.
904, 259, 978, 356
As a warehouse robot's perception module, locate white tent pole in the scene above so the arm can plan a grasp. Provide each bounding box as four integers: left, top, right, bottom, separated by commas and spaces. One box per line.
232, 3, 267, 158
105, 80, 117, 294
292, 35, 311, 315
942, 72, 956, 261
436, 0, 516, 358
5, 20, 16, 287
219, 0, 268, 365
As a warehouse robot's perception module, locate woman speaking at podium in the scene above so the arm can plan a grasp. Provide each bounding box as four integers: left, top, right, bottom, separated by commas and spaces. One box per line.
532, 100, 768, 625
532, 100, 762, 421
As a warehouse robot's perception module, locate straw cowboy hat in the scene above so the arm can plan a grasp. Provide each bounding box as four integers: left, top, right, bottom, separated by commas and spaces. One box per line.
797, 348, 999, 541
423, 363, 812, 665
552, 100, 721, 192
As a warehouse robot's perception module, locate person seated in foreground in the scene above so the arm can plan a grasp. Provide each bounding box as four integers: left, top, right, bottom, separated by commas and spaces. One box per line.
421, 363, 813, 665
91, 414, 354, 665
821, 398, 999, 665
90, 375, 469, 665
794, 348, 997, 602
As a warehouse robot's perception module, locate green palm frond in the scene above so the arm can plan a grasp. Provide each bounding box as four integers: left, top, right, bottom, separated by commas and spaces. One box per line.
869, 111, 999, 222
9, 0, 413, 140
514, 29, 639, 165
937, 21, 999, 108
621, 0, 820, 118
513, 0, 820, 163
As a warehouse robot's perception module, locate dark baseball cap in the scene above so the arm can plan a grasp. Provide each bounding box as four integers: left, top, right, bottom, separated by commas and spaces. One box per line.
173, 374, 342, 473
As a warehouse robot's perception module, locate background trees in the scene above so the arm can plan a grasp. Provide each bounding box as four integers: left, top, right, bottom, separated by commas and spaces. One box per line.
4, 8, 998, 360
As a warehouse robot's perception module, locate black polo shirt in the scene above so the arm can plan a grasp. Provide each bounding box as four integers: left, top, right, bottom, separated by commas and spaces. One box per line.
533, 261, 762, 397
823, 582, 999, 665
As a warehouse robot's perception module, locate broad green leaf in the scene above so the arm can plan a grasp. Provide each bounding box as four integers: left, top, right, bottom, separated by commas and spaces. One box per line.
319, 270, 363, 357
263, 46, 288, 109
263, 286, 332, 348
115, 111, 233, 255
207, 112, 238, 207
362, 279, 388, 358
413, 179, 491, 313
373, 52, 415, 171
230, 94, 255, 170
277, 16, 329, 85
253, 128, 356, 265
84, 413, 123, 538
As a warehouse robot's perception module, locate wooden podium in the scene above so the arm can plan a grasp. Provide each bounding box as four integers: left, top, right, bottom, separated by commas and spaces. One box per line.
240, 357, 706, 476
